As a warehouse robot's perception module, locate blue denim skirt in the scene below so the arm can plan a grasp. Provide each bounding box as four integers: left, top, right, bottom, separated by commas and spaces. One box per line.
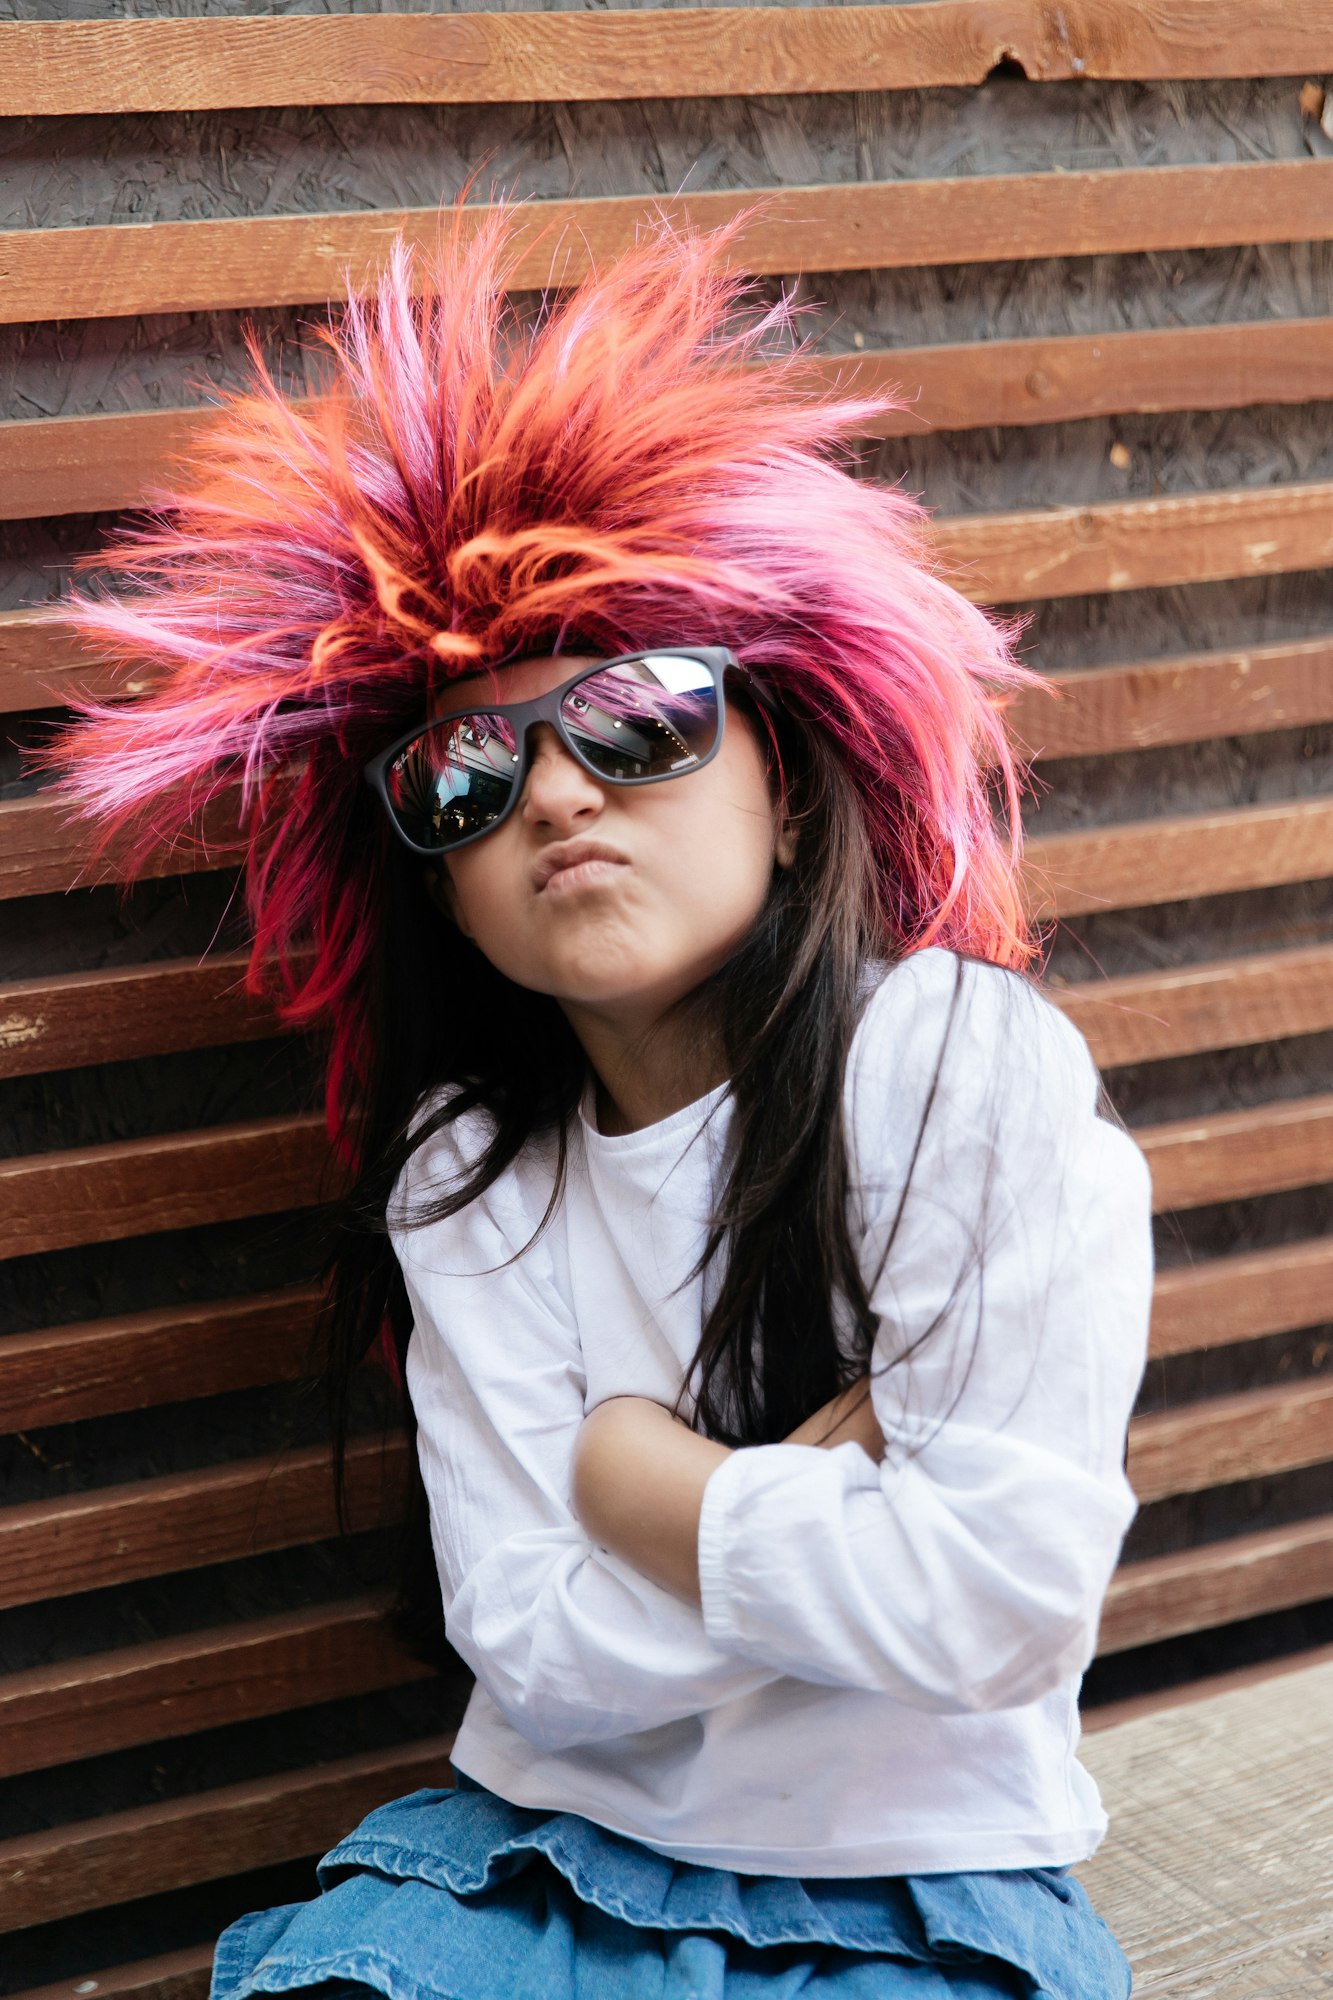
211, 1778, 1131, 2000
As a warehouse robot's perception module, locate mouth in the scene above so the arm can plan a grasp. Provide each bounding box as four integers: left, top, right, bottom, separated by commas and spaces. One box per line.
533, 840, 630, 895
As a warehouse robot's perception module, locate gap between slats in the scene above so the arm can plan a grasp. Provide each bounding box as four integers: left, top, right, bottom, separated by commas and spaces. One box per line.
5, 321, 1333, 524
6, 0, 1333, 117
3, 164, 1332, 326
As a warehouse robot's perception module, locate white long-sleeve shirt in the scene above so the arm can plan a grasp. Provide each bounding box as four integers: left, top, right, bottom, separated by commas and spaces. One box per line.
392, 948, 1153, 1876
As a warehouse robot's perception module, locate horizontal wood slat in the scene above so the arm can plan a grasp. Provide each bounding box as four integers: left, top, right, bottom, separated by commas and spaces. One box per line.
0, 1730, 454, 1933
0, 1435, 409, 1611
1150, 1238, 1333, 1357
0, 1286, 322, 1433
0, 1595, 432, 1779
0, 950, 290, 1079
3, 163, 1331, 327
9, 320, 1333, 526
1127, 1380, 1333, 1505
0, 1113, 333, 1259
8, 0, 1333, 117
1007, 635, 1333, 761
0, 787, 245, 902
1023, 798, 1333, 921
1138, 1092, 1333, 1212
1099, 1514, 1333, 1653
934, 480, 1333, 605
0, 604, 100, 711
1052, 943, 1333, 1067
10, 1945, 214, 2000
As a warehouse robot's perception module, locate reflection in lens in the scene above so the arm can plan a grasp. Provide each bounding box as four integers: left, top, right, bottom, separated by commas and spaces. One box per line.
386, 712, 519, 849
561, 656, 718, 781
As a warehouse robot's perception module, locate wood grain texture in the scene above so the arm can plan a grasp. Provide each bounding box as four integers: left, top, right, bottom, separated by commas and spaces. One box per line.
1099, 1515, 1333, 1653
933, 480, 1333, 605
0, 1596, 431, 1778
9, 1947, 214, 2000
3, 163, 1331, 326
0, 951, 293, 1079
0, 1287, 322, 1432
7, 1, 1333, 116
0, 1435, 409, 1611
1007, 635, 1333, 761
0, 1113, 333, 1258
1137, 1091, 1333, 1212
1079, 1659, 1333, 1993
0, 605, 108, 712
1051, 944, 1333, 1067
9, 319, 1333, 526
1150, 1238, 1333, 1357
0, 1730, 453, 1932
0, 788, 244, 901
1023, 798, 1333, 921
1127, 1379, 1333, 1505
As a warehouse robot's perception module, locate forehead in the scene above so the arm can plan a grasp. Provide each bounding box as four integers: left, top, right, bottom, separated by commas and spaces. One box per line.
431, 652, 600, 716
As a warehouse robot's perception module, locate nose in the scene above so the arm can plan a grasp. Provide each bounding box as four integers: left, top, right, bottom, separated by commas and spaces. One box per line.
518, 723, 606, 834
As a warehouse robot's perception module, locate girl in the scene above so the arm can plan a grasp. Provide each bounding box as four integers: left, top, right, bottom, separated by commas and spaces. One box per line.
54, 204, 1153, 2000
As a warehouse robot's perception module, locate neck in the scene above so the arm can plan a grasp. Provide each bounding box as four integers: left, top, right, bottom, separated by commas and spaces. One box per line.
561, 997, 726, 1136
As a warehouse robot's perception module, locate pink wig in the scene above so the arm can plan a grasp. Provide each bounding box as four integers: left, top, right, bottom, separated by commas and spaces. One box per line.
50, 201, 1036, 1151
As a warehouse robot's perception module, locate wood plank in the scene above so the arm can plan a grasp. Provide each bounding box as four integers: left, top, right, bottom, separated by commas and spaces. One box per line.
3, 162, 1330, 326
0, 787, 244, 901
0, 1286, 322, 1432
0, 1596, 431, 1778
1007, 634, 1333, 761
1151, 1238, 1333, 1357
8, 1, 1333, 117
0, 951, 291, 1079
0, 605, 105, 712
1127, 1379, 1333, 1505
1138, 1091, 1333, 1212
935, 479, 1333, 605
10, 320, 1333, 526
0, 1435, 409, 1611
1099, 1515, 1333, 1653
1050, 943, 1333, 1067
1083, 1639, 1333, 1733
10, 1945, 214, 2000
0, 1113, 333, 1260
1023, 797, 1333, 921
0, 1730, 453, 1932
1078, 1659, 1333, 1994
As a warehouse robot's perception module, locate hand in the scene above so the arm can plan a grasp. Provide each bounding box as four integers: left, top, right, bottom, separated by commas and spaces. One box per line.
784, 1375, 884, 1463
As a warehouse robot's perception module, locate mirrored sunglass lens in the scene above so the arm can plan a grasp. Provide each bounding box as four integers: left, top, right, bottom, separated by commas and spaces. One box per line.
384, 713, 520, 849
561, 656, 719, 781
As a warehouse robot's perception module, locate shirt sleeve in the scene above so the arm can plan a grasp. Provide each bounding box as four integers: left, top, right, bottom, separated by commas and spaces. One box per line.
393, 1109, 779, 1753
695, 950, 1154, 1715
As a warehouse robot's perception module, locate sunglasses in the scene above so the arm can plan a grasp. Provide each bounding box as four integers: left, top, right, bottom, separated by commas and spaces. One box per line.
364, 646, 747, 857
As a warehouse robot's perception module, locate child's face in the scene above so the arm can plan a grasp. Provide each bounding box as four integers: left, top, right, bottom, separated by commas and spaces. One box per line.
433, 653, 794, 1038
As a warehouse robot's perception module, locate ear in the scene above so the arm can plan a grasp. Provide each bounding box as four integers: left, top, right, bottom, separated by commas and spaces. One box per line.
423, 863, 474, 939
774, 815, 797, 871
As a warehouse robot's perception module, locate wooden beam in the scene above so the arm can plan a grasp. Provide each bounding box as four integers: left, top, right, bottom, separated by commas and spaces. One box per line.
1082, 1638, 1333, 1732
1024, 798, 1333, 921
1007, 635, 1333, 761
7, 1, 1333, 117
1050, 943, 1333, 1068
0, 605, 102, 712
934, 480, 1333, 605
1139, 1092, 1333, 1213
3, 163, 1330, 326
9, 320, 1333, 527
0, 1435, 409, 1612
0, 1286, 322, 1432
1127, 1380, 1333, 1505
0, 950, 293, 1079
1099, 1514, 1333, 1653
0, 1112, 333, 1258
9, 1946, 214, 2000
0, 787, 244, 901
0, 1729, 453, 1932
0, 1596, 432, 1779
1150, 1238, 1333, 1357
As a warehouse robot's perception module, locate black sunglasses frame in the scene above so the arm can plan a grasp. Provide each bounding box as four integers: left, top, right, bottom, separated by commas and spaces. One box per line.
364, 646, 749, 859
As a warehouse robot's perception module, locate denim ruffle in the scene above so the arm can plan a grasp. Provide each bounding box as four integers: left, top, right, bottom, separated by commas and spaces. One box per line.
210, 1780, 1130, 2000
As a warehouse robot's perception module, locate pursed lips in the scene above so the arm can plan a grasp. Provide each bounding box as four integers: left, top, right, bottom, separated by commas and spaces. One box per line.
532, 840, 631, 894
